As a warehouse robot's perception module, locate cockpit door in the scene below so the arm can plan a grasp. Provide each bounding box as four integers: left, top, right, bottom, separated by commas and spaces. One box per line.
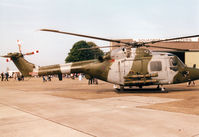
149, 59, 169, 84
118, 59, 133, 84
167, 56, 180, 83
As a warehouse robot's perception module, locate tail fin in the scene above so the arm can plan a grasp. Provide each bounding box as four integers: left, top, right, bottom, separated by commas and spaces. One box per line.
1, 40, 40, 77
4, 53, 36, 77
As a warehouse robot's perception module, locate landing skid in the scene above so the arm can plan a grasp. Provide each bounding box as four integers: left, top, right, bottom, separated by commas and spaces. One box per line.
157, 85, 168, 93
113, 85, 168, 93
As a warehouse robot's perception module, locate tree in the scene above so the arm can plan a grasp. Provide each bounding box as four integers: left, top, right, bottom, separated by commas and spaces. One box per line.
65, 41, 104, 63
87, 42, 104, 59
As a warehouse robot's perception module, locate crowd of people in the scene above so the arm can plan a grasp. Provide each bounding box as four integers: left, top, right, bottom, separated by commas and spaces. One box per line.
88, 77, 98, 85
69, 73, 98, 85
40, 73, 99, 85
1, 72, 9, 81
63, 73, 98, 85
0, 72, 99, 85
42, 75, 52, 82
0, 72, 24, 81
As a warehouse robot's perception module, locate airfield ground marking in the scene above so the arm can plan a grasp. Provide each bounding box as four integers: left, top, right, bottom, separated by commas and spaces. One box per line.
0, 102, 96, 137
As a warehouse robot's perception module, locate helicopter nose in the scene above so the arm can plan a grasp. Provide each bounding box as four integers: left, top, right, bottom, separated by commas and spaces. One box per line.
188, 67, 199, 81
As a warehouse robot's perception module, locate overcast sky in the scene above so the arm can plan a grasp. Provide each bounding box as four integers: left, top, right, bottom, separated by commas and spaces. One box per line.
0, 0, 199, 72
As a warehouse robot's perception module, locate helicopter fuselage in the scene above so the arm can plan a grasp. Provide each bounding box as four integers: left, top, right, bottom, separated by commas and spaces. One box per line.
32, 47, 199, 87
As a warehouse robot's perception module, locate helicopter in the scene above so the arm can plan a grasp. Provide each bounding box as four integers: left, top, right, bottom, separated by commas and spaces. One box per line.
2, 29, 199, 92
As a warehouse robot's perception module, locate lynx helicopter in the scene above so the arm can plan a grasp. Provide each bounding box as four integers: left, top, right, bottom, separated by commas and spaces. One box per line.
2, 29, 199, 92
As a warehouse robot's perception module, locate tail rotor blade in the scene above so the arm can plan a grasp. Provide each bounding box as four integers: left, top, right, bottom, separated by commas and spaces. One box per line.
5, 58, 12, 62
24, 50, 39, 56
17, 40, 22, 53
24, 52, 34, 56
1, 55, 11, 58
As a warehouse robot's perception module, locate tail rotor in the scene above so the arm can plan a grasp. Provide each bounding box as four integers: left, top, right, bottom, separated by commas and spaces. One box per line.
2, 40, 39, 62
17, 40, 39, 56
1, 40, 39, 77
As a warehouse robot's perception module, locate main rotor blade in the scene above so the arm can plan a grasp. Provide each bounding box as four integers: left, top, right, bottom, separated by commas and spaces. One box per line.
40, 29, 131, 45
1, 55, 11, 58
145, 35, 199, 44
78, 45, 121, 51
146, 45, 190, 51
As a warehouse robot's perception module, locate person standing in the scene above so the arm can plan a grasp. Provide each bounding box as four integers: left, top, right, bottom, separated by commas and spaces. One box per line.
5, 72, 9, 81
78, 73, 82, 81
187, 64, 196, 86
94, 78, 98, 85
47, 75, 51, 81
13, 72, 17, 80
42, 76, 47, 82
88, 77, 94, 85
1, 72, 4, 81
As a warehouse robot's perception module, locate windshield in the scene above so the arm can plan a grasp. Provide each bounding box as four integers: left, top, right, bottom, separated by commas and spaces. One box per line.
170, 56, 186, 68
176, 56, 186, 67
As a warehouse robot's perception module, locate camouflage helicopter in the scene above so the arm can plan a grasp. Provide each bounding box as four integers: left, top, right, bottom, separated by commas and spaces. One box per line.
2, 29, 199, 92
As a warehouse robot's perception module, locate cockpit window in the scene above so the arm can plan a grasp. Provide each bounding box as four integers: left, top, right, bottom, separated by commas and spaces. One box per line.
169, 56, 186, 71
170, 57, 178, 66
150, 61, 162, 71
170, 56, 186, 67
176, 56, 186, 67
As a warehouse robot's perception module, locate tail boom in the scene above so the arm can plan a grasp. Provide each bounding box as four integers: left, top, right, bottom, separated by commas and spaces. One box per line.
36, 63, 72, 76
